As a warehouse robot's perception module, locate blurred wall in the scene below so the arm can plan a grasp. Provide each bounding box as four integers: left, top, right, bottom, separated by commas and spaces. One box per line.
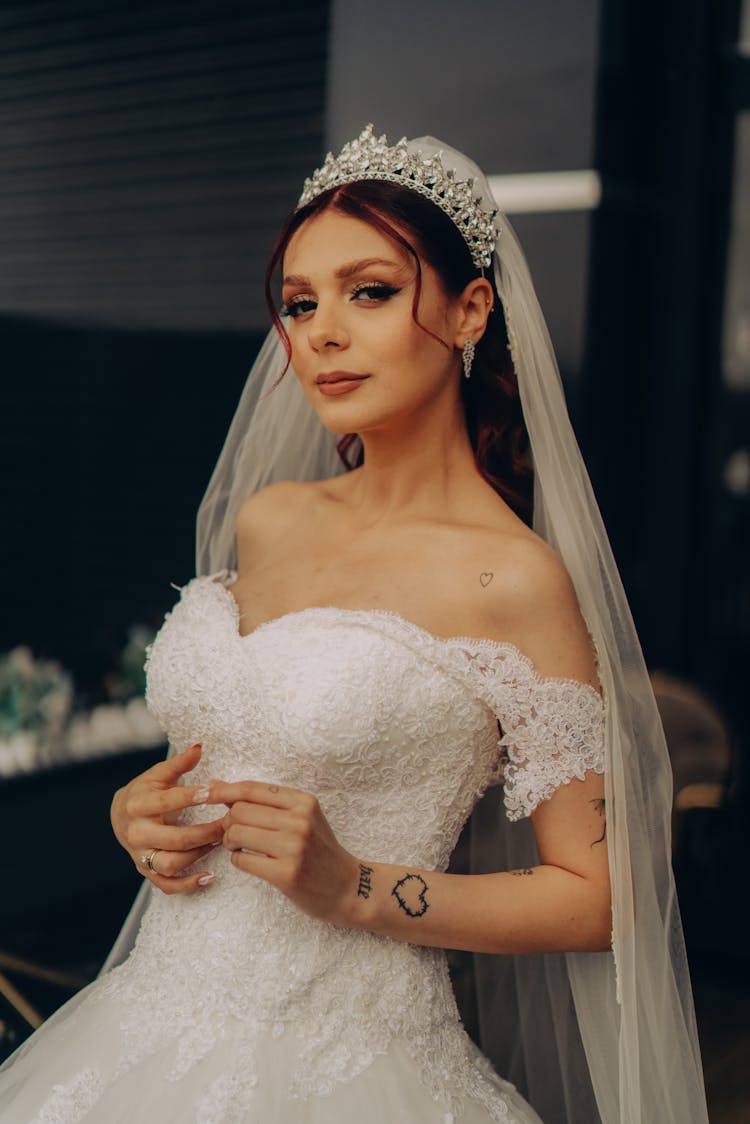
0, 1, 327, 331
0, 0, 329, 688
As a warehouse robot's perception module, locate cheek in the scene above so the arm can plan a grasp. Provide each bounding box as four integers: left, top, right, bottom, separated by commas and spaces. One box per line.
286, 325, 310, 371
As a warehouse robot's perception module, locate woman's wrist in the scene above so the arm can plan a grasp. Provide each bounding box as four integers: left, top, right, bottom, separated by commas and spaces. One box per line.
343, 859, 379, 930
341, 859, 432, 936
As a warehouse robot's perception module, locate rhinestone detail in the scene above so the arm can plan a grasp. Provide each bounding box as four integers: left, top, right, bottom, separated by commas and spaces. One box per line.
297, 125, 500, 270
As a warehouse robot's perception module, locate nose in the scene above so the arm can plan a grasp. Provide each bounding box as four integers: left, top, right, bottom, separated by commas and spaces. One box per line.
306, 300, 350, 353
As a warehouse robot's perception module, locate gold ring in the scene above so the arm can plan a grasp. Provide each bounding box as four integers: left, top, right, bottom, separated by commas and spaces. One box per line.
139, 849, 160, 875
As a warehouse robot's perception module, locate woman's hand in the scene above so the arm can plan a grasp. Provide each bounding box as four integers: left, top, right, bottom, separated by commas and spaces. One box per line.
111, 743, 225, 895
210, 780, 359, 925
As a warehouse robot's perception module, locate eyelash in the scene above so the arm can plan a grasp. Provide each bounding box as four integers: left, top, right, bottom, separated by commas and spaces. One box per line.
281, 282, 400, 319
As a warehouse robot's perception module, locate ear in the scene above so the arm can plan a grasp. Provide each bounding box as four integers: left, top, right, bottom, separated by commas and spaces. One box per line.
451, 277, 495, 348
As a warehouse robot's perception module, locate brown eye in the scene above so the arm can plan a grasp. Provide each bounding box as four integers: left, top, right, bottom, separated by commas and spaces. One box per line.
351, 283, 400, 302
281, 298, 317, 319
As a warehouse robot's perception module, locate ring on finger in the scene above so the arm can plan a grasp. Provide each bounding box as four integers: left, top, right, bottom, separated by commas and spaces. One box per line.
139, 849, 161, 875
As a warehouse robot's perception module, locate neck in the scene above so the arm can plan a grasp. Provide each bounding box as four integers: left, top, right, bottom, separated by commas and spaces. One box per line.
343, 398, 482, 527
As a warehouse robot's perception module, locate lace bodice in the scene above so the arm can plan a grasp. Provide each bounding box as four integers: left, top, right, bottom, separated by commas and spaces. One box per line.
66, 574, 604, 1124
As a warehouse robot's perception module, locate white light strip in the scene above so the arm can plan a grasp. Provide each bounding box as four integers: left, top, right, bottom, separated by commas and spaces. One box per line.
487, 170, 602, 215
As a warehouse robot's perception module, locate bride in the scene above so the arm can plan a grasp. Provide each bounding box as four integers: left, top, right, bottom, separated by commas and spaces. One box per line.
0, 128, 707, 1124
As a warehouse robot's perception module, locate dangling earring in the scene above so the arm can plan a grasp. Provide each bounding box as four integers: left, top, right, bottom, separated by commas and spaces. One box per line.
462, 339, 475, 379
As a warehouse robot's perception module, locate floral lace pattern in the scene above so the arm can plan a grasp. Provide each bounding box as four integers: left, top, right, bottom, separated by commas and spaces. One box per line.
31, 1068, 104, 1124
28, 574, 604, 1122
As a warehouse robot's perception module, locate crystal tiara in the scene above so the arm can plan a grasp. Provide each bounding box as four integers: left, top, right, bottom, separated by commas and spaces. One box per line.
297, 125, 500, 270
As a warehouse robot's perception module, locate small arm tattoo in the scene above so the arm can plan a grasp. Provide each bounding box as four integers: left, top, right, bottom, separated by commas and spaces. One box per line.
479, 571, 494, 587
357, 863, 373, 899
590, 798, 606, 846
392, 873, 430, 917
509, 868, 534, 876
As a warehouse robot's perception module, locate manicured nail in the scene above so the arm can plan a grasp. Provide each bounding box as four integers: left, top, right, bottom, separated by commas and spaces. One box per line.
197, 873, 216, 886
192, 787, 210, 804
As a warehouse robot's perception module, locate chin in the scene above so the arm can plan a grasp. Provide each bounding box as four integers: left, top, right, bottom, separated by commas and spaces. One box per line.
312, 399, 380, 433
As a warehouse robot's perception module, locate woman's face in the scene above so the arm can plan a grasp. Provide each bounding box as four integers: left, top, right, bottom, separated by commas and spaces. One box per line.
281, 208, 463, 436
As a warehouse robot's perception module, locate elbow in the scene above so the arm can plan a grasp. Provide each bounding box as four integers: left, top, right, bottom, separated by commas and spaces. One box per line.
563, 871, 611, 952
588, 920, 613, 953
585, 884, 613, 953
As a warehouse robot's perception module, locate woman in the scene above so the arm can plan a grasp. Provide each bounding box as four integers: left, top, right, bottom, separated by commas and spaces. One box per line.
0, 128, 707, 1124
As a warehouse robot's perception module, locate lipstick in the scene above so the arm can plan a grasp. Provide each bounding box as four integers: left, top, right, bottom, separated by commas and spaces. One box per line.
315, 371, 369, 396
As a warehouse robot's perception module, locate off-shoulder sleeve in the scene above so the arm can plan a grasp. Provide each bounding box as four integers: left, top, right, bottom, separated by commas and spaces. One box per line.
459, 644, 606, 821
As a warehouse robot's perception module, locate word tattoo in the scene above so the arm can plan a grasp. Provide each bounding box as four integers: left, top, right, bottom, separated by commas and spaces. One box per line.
392, 873, 430, 917
509, 868, 534, 876
357, 863, 374, 899
479, 571, 494, 588
590, 798, 606, 847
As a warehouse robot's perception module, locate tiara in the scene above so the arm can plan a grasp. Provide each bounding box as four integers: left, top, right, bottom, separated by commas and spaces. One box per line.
297, 125, 500, 270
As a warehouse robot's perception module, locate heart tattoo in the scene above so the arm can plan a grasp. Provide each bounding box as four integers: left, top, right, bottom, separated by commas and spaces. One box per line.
479, 572, 494, 587
392, 873, 430, 917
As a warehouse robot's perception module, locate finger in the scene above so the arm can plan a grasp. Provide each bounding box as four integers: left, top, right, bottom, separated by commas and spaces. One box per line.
125, 783, 213, 820
208, 780, 302, 810
230, 849, 279, 883
138, 843, 220, 878
146, 867, 217, 896
146, 743, 203, 785
128, 817, 225, 852
225, 803, 291, 831
223, 824, 283, 858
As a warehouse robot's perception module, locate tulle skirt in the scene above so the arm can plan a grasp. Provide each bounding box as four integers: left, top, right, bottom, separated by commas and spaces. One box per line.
0, 978, 543, 1124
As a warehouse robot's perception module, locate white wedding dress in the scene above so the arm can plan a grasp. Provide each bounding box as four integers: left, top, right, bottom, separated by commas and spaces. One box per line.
0, 572, 605, 1124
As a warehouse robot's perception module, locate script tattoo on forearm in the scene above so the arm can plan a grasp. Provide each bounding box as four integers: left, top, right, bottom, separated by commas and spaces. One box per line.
391, 873, 430, 917
509, 868, 534, 876
590, 798, 606, 847
357, 863, 373, 899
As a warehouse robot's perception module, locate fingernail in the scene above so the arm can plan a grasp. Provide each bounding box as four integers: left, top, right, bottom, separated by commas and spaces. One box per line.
197, 873, 216, 886
192, 787, 210, 804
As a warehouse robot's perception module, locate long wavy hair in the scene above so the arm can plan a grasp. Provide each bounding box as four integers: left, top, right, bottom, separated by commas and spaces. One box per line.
264, 181, 533, 521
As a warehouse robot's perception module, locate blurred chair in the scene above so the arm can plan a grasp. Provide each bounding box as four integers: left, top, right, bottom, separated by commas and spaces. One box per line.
650, 671, 732, 804
650, 672, 733, 850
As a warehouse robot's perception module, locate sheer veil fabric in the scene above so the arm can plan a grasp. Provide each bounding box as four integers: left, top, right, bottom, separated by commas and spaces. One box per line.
106, 136, 708, 1124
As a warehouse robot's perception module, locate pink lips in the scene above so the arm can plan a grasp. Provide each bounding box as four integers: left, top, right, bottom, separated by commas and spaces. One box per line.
315, 371, 369, 396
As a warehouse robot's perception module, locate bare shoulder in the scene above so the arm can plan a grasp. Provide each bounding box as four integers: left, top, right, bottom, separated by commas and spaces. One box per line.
235, 480, 322, 564
472, 528, 600, 689
237, 480, 314, 527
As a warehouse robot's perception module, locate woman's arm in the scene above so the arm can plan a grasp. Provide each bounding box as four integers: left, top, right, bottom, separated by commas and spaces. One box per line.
213, 767, 611, 956
344, 771, 611, 954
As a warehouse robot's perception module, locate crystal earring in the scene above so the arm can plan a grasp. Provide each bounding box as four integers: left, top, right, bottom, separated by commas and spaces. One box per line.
462, 339, 475, 379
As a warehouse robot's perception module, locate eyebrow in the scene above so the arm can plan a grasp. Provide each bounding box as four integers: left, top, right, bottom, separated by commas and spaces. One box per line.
282, 257, 404, 288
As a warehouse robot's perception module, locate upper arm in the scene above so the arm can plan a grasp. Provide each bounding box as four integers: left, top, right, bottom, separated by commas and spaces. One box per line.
531, 771, 608, 883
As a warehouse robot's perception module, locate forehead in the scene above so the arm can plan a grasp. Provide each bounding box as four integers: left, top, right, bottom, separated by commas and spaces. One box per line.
283, 209, 412, 276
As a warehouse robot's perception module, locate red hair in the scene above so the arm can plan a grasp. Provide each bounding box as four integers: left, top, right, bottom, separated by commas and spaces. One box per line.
264, 181, 532, 521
